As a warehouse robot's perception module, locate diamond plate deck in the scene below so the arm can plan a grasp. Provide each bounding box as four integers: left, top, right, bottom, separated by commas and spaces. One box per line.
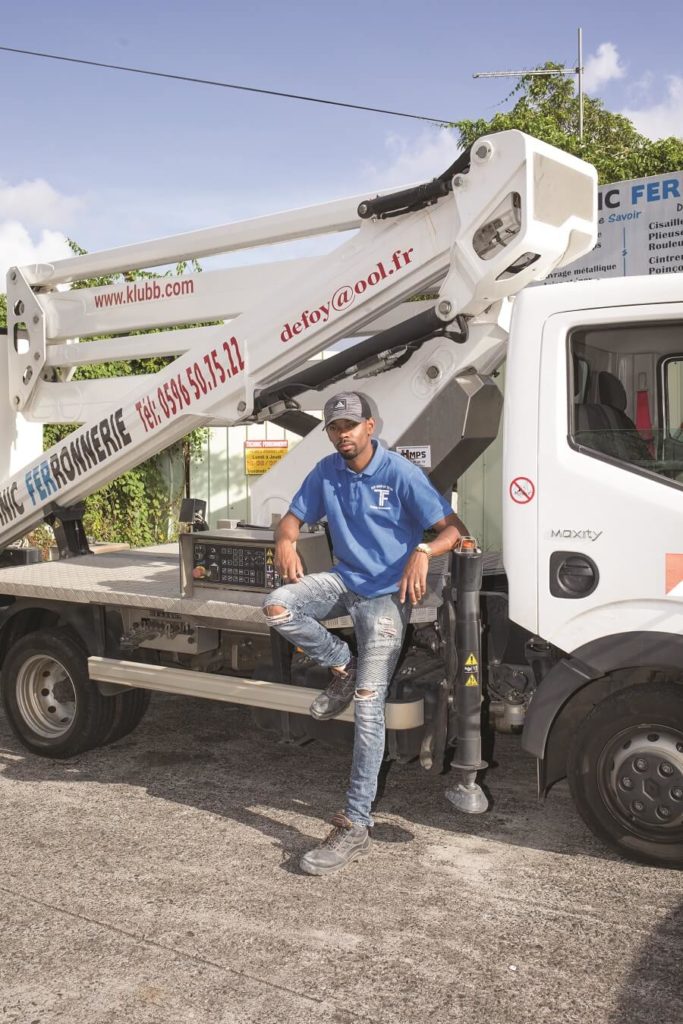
0, 544, 450, 631
0, 545, 267, 628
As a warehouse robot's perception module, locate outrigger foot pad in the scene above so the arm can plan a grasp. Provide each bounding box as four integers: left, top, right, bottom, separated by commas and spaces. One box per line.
445, 782, 489, 815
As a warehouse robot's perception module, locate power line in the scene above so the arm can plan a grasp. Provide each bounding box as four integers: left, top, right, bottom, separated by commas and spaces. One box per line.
0, 44, 452, 125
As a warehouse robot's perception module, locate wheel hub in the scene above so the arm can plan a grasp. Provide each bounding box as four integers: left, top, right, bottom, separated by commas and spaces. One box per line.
605, 728, 683, 833
15, 654, 77, 739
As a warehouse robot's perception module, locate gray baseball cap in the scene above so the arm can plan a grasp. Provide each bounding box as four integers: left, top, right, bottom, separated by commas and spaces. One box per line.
323, 391, 373, 428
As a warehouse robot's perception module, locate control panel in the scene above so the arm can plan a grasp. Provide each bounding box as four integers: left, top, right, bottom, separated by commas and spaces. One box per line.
179, 527, 332, 597
192, 538, 280, 591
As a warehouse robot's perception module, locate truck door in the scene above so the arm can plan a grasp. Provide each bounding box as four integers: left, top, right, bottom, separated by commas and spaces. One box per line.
536, 304, 683, 652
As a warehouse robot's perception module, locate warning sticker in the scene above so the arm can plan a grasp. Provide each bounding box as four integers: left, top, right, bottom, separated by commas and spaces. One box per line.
465, 676, 479, 687
396, 445, 432, 468
464, 652, 478, 674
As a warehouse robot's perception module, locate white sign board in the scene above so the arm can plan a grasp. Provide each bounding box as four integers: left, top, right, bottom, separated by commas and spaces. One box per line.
395, 444, 432, 468
544, 171, 683, 283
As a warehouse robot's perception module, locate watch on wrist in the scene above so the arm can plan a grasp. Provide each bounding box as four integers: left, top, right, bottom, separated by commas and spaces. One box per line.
415, 543, 433, 558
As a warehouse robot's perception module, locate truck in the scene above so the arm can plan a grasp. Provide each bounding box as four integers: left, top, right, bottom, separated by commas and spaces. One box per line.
1, 129, 681, 867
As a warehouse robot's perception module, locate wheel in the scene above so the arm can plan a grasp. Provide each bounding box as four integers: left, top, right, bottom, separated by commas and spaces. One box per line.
101, 688, 151, 746
568, 682, 683, 867
0, 629, 115, 758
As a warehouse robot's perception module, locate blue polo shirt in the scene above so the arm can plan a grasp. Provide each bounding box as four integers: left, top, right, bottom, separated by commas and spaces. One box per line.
289, 441, 453, 596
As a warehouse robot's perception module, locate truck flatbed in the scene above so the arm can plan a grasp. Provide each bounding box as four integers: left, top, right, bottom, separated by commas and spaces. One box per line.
0, 545, 453, 632
0, 545, 268, 630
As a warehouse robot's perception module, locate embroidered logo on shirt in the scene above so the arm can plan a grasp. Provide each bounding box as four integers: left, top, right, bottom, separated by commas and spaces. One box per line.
370, 484, 393, 510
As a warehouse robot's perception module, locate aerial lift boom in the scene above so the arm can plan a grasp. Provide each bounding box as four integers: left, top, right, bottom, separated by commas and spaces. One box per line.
1, 131, 596, 549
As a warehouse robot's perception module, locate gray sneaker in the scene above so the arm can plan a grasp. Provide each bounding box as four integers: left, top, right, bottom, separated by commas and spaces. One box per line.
309, 657, 357, 720
300, 812, 371, 876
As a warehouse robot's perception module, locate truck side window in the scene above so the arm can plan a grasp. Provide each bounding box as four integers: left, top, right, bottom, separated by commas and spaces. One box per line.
569, 323, 683, 486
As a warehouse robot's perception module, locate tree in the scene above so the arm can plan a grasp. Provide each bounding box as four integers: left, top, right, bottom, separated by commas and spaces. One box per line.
454, 64, 683, 183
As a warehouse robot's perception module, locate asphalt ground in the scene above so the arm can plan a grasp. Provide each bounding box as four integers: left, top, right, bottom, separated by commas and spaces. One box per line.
1, 693, 681, 1024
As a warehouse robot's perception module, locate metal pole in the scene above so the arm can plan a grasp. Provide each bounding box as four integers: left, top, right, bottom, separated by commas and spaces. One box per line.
445, 542, 489, 814
578, 27, 584, 142
473, 27, 586, 144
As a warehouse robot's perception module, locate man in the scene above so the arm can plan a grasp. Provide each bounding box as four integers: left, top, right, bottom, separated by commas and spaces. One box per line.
262, 392, 464, 875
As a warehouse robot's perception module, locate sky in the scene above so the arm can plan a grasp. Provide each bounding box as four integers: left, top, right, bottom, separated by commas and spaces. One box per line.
0, 0, 681, 280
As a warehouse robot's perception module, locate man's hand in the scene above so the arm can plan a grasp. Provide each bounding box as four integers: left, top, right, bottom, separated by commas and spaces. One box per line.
274, 512, 305, 583
399, 550, 429, 606
275, 539, 304, 583
398, 513, 468, 605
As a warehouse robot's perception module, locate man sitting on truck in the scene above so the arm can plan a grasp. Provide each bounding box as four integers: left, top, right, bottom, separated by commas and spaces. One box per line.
262, 391, 464, 876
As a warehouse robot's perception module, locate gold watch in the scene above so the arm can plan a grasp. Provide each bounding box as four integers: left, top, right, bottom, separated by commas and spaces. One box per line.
415, 543, 433, 558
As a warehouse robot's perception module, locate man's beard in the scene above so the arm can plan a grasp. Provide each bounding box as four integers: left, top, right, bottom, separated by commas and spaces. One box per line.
337, 443, 356, 460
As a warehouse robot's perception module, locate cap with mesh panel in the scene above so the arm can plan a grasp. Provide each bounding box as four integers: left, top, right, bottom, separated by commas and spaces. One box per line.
322, 392, 373, 428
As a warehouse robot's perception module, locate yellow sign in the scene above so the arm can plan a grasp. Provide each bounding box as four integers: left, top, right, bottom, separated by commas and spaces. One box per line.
465, 676, 479, 687
245, 440, 289, 475
465, 653, 478, 668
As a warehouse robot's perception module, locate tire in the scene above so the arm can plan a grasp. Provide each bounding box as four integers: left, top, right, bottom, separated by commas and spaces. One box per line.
0, 629, 116, 759
101, 688, 151, 746
568, 682, 683, 867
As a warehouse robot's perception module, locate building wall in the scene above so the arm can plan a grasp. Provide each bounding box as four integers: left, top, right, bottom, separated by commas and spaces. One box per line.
190, 422, 303, 527
456, 421, 503, 552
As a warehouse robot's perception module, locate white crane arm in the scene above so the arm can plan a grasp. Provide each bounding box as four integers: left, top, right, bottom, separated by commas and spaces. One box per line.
0, 131, 597, 548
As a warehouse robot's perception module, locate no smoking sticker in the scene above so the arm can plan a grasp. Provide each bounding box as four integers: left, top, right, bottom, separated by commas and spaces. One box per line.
509, 477, 535, 504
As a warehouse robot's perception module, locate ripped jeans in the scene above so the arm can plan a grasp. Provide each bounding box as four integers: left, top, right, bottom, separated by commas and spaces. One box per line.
262, 572, 409, 828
